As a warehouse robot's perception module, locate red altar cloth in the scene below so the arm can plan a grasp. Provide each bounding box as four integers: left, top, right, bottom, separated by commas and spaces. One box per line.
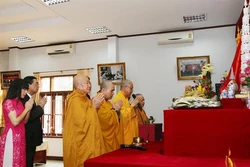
84, 141, 250, 167
139, 123, 163, 142
164, 108, 250, 158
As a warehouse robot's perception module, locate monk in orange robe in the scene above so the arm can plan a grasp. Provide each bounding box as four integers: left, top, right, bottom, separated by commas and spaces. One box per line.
134, 94, 149, 124
63, 74, 106, 167
97, 80, 123, 153
113, 80, 142, 144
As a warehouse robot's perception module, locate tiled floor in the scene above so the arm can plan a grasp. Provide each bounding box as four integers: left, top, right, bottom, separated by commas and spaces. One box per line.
34, 160, 63, 167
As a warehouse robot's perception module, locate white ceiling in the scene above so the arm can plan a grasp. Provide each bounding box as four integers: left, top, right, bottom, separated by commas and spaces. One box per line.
0, 0, 244, 50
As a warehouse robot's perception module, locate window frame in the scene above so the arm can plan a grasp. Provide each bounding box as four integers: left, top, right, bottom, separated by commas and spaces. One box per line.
39, 75, 74, 138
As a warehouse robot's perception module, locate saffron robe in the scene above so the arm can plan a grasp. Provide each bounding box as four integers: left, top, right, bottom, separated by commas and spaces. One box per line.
113, 91, 138, 144
97, 100, 123, 153
134, 107, 149, 124
63, 90, 105, 167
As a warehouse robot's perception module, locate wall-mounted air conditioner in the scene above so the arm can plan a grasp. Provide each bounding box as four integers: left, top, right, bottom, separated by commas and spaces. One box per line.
157, 31, 194, 45
46, 44, 75, 55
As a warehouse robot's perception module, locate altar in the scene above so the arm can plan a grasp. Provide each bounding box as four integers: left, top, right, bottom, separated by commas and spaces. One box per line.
139, 123, 162, 142
164, 108, 250, 158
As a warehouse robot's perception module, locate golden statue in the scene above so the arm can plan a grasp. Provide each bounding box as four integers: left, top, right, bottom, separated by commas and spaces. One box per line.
236, 26, 241, 45
225, 148, 235, 167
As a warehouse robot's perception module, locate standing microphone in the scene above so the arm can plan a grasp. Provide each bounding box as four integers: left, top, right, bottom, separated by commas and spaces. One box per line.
132, 94, 142, 110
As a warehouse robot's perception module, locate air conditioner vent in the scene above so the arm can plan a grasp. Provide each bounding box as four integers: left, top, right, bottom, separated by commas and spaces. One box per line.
46, 44, 75, 56
157, 31, 194, 45
168, 38, 182, 41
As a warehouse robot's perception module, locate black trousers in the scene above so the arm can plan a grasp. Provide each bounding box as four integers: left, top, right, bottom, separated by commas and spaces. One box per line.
26, 145, 36, 167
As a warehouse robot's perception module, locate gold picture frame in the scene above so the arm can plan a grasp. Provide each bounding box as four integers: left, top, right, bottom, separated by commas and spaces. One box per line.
177, 55, 210, 80
97, 62, 126, 85
1, 70, 21, 89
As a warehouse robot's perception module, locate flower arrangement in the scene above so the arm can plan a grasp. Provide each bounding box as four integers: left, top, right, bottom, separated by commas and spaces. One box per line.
193, 64, 216, 99
183, 85, 196, 97
220, 71, 228, 83
240, 59, 250, 88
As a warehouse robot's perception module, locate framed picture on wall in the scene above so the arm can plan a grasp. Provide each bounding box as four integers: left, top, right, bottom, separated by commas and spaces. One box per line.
97, 62, 126, 85
1, 70, 21, 89
177, 55, 210, 80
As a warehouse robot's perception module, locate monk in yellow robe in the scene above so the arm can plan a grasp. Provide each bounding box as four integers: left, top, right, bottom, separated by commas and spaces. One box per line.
97, 80, 124, 153
113, 80, 142, 144
134, 94, 149, 124
63, 74, 106, 167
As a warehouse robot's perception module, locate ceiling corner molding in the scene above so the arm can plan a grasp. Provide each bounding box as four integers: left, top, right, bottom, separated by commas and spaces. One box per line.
107, 34, 120, 38
0, 49, 9, 52
9, 46, 21, 50
119, 24, 236, 38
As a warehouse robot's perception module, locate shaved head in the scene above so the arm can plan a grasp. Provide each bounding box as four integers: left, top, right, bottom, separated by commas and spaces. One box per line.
136, 93, 145, 108
100, 80, 113, 90
100, 80, 115, 100
73, 74, 87, 88
120, 79, 133, 98
73, 74, 91, 94
120, 80, 132, 90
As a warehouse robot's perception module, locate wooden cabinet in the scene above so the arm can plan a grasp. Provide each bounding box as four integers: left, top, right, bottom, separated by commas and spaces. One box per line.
34, 140, 48, 164
34, 150, 46, 164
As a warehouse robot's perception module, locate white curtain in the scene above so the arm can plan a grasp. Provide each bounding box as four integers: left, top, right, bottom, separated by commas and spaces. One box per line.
77, 69, 89, 77
33, 73, 41, 101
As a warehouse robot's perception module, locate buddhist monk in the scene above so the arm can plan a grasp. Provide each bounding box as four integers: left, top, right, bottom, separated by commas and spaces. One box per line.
63, 74, 105, 167
113, 79, 141, 144
134, 94, 149, 124
97, 80, 123, 153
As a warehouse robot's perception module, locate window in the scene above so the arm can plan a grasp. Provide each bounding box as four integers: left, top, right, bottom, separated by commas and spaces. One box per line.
40, 75, 73, 137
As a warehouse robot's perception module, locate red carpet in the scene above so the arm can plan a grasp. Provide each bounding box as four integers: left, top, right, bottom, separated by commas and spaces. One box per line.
84, 141, 250, 167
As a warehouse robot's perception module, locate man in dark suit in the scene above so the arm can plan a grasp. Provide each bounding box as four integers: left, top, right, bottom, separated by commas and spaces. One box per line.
22, 76, 47, 167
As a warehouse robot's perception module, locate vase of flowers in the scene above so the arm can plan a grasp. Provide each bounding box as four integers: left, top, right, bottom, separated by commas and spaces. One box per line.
194, 64, 216, 99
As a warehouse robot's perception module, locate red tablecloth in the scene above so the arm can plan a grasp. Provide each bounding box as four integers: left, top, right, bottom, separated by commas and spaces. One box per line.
84, 141, 250, 167
164, 108, 250, 158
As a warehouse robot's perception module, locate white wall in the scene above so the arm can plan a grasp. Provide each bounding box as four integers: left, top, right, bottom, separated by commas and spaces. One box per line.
119, 26, 236, 124
18, 40, 108, 98
1, 26, 237, 156
45, 138, 63, 157
0, 52, 9, 71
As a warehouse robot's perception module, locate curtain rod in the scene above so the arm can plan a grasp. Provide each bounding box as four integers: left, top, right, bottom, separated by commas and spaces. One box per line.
33, 67, 94, 74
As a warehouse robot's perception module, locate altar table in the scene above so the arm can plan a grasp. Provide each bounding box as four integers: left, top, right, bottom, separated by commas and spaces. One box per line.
139, 123, 162, 142
164, 108, 250, 158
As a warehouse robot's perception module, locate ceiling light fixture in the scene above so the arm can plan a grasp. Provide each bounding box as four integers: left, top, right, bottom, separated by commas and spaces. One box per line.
11, 36, 34, 43
183, 13, 207, 23
86, 26, 111, 34
41, 0, 70, 6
